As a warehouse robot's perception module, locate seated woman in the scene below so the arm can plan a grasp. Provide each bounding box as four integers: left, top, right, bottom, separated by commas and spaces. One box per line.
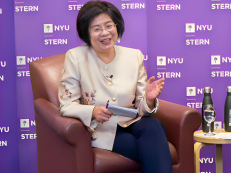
58, 1, 172, 172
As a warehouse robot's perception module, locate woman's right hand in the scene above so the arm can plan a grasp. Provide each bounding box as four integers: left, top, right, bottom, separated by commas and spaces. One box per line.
92, 106, 114, 123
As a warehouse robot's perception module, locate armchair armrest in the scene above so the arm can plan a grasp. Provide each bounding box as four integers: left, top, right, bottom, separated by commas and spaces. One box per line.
34, 98, 91, 145
153, 99, 201, 173
34, 98, 94, 173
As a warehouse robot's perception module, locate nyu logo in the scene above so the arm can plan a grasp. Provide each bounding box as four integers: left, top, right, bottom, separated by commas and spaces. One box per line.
121, 0, 145, 10
157, 56, 166, 66
211, 55, 231, 65
186, 87, 213, 109
186, 87, 196, 96
186, 87, 213, 97
20, 119, 30, 128
20, 119, 36, 128
20, 119, 37, 140
157, 56, 183, 66
44, 24, 69, 45
185, 23, 212, 33
211, 55, 220, 65
44, 24, 70, 33
17, 56, 42, 65
185, 23, 195, 33
214, 121, 222, 129
44, 24, 53, 33
185, 23, 211, 46
17, 56, 26, 65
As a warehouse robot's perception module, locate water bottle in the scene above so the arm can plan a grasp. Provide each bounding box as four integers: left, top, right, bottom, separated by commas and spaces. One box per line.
202, 87, 214, 132
224, 86, 231, 132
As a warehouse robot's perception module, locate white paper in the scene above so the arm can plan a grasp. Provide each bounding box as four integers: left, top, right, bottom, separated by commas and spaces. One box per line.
107, 104, 138, 118
196, 132, 231, 139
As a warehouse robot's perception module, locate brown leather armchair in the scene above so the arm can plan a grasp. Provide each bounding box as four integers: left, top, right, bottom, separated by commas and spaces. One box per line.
29, 54, 201, 173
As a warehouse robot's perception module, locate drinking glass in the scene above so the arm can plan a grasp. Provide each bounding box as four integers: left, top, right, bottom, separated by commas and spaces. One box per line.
203, 104, 216, 136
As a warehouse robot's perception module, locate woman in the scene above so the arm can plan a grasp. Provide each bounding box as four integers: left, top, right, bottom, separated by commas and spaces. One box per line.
59, 1, 172, 172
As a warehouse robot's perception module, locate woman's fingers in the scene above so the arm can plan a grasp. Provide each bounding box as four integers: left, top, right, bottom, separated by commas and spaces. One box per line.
101, 116, 110, 122
103, 109, 114, 115
156, 78, 165, 85
96, 106, 113, 122
147, 76, 155, 84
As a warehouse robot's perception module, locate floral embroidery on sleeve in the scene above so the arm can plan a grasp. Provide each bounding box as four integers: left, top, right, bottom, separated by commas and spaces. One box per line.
60, 81, 72, 99
59, 69, 73, 99
82, 89, 97, 105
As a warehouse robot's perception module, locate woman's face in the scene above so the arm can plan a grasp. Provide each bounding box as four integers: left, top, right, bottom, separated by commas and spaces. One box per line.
89, 13, 118, 54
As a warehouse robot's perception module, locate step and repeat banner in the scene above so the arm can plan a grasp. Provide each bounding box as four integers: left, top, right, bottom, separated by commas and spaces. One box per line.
0, 0, 231, 172
0, 0, 20, 173
147, 0, 231, 173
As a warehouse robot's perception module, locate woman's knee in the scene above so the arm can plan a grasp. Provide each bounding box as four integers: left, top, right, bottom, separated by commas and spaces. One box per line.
140, 116, 162, 127
133, 116, 166, 134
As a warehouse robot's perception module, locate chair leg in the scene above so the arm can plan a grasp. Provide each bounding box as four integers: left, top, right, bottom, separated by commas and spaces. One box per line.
194, 142, 211, 173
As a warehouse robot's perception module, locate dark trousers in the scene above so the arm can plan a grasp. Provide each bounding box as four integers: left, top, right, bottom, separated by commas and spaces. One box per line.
112, 116, 172, 173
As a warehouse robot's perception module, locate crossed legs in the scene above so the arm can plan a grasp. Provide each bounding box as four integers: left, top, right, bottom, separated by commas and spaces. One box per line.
112, 116, 172, 173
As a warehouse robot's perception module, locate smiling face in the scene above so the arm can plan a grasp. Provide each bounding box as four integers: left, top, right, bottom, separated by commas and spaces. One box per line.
89, 13, 118, 55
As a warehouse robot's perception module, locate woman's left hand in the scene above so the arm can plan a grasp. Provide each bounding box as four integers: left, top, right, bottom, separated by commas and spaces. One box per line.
145, 77, 165, 107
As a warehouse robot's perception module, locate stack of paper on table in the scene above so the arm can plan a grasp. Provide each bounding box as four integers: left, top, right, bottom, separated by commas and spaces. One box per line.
196, 132, 231, 139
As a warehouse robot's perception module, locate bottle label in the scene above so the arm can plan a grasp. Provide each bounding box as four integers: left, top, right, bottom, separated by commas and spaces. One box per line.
229, 110, 231, 126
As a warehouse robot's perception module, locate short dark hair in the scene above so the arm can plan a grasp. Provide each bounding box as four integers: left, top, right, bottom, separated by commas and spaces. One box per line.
76, 0, 125, 47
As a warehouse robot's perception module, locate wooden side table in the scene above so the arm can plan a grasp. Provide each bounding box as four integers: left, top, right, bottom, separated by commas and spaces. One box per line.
194, 129, 231, 173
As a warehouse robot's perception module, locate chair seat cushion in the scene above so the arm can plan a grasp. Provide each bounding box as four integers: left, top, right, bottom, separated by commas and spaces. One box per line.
93, 142, 178, 173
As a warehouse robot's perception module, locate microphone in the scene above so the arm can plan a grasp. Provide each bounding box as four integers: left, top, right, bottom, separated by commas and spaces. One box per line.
107, 75, 113, 79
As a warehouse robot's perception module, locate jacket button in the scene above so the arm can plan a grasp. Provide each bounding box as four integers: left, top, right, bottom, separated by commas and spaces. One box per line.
108, 82, 112, 86
104, 66, 108, 70
112, 97, 116, 101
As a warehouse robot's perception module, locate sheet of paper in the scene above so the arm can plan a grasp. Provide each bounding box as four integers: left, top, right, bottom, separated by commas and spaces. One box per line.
107, 104, 138, 118
196, 132, 231, 139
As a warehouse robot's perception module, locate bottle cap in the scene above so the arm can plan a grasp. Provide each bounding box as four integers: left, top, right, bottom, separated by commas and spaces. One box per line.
227, 86, 231, 93
204, 87, 211, 93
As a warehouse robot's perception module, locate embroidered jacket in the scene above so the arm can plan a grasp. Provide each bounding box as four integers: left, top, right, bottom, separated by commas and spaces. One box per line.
58, 45, 159, 151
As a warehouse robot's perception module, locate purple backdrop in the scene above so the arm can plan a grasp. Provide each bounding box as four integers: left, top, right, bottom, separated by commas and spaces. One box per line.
0, 0, 230, 172
0, 0, 19, 173
147, 0, 231, 172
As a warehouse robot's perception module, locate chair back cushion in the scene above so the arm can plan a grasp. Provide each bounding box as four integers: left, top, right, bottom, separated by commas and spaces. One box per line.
29, 54, 65, 107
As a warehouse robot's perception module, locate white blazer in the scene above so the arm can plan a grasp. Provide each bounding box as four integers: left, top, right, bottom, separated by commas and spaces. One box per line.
58, 45, 159, 151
